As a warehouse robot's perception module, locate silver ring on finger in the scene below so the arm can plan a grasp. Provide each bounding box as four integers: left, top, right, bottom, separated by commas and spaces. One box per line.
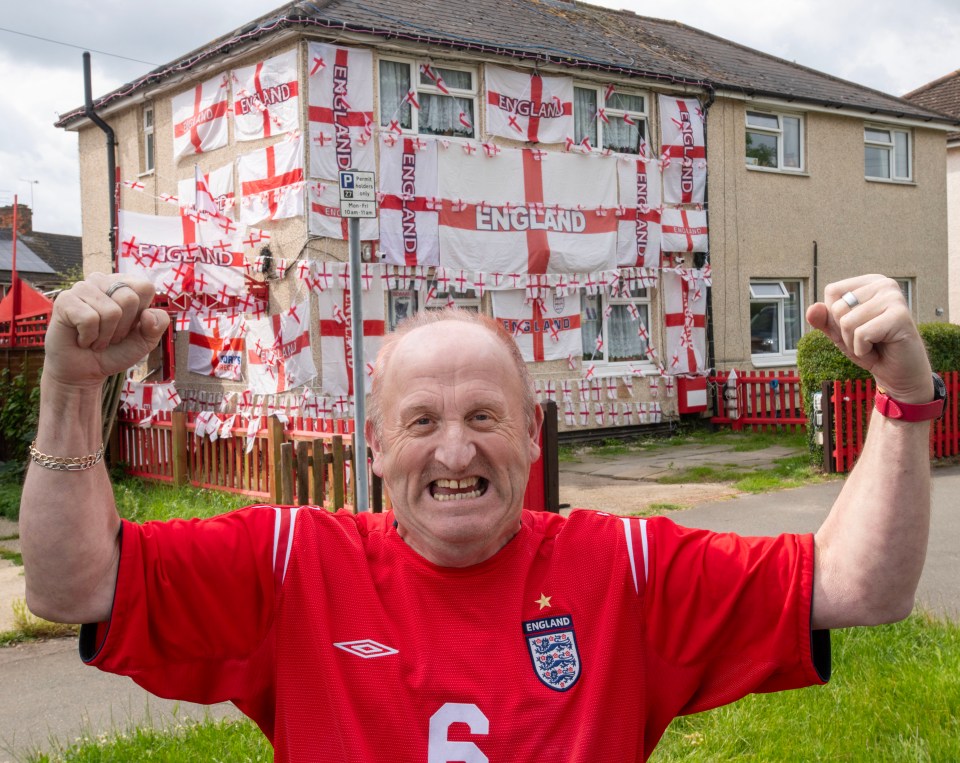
105, 281, 134, 299
841, 291, 859, 309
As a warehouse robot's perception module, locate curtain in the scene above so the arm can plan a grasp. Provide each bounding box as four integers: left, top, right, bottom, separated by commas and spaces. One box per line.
379, 61, 412, 129
608, 304, 646, 361
574, 87, 597, 146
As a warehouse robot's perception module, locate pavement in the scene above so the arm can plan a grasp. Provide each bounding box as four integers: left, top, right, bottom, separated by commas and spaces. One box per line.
1, 443, 957, 759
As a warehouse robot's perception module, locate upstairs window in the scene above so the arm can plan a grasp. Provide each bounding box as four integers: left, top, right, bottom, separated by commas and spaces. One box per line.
379, 58, 477, 138
745, 110, 803, 171
142, 105, 155, 174
865, 126, 911, 181
574, 85, 648, 154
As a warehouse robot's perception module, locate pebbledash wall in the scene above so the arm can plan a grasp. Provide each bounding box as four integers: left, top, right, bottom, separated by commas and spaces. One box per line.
71, 30, 950, 434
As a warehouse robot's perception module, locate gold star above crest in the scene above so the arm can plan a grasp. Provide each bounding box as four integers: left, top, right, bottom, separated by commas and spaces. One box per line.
535, 593, 552, 610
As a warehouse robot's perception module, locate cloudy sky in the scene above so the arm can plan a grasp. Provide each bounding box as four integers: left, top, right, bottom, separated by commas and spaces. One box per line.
1, 0, 957, 235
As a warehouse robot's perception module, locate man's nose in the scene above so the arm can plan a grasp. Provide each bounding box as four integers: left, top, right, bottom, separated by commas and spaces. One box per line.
434, 422, 476, 472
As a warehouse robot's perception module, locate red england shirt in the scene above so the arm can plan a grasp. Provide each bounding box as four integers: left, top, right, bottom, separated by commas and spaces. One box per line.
81, 508, 829, 761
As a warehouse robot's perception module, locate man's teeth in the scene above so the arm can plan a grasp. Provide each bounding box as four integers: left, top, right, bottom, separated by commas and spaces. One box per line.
432, 477, 483, 501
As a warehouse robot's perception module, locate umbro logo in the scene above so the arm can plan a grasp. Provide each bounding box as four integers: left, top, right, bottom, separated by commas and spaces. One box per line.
333, 639, 399, 658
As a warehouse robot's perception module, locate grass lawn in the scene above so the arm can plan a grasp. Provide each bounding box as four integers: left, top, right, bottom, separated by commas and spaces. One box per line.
29, 613, 960, 761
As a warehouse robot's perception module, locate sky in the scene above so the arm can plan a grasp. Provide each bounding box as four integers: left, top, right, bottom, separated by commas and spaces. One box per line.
0, 0, 957, 236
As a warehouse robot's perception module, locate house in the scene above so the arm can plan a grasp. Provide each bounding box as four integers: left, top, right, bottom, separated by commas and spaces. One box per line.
904, 70, 960, 323
0, 204, 82, 296
54, 0, 958, 433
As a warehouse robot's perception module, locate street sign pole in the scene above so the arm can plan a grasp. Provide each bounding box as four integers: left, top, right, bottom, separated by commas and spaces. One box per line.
347, 215, 369, 512
338, 169, 377, 512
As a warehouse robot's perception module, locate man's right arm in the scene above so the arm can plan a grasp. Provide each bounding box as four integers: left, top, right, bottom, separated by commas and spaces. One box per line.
20, 274, 169, 624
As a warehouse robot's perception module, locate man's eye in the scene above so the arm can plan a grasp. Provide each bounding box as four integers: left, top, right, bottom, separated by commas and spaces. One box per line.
414, 417, 431, 426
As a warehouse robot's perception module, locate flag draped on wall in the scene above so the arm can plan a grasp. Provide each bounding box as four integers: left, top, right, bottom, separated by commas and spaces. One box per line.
245, 299, 317, 394
379, 135, 439, 266
308, 181, 379, 240
238, 135, 305, 224
616, 148, 662, 268
491, 289, 583, 362
177, 164, 236, 220
660, 207, 708, 253
187, 312, 245, 380
118, 209, 246, 303
659, 95, 707, 206
307, 42, 375, 179
485, 65, 573, 144
171, 74, 230, 160
232, 49, 300, 141
438, 144, 617, 275
317, 277, 386, 397
663, 269, 708, 375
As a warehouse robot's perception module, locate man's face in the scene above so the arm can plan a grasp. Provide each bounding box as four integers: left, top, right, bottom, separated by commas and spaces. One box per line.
367, 321, 542, 567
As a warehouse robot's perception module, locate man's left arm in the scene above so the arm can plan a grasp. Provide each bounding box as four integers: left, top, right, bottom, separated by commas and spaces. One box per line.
807, 275, 934, 630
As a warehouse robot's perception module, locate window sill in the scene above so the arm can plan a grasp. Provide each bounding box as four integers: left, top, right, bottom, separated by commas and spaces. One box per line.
137, 169, 156, 179
745, 165, 808, 177
865, 176, 916, 186
751, 354, 798, 368
583, 360, 658, 376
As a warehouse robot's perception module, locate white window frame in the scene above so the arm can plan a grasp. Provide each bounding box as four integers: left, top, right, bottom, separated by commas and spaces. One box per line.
581, 289, 655, 371
864, 124, 912, 181
387, 281, 481, 331
573, 84, 649, 154
749, 279, 805, 366
378, 56, 478, 139
745, 109, 804, 172
141, 104, 155, 174
894, 278, 914, 311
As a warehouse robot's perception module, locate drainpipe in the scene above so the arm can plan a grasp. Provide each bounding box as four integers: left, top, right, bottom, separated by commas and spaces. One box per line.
812, 240, 819, 302
83, 52, 117, 265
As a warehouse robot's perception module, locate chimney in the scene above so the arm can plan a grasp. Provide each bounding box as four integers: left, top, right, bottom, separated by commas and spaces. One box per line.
0, 204, 33, 235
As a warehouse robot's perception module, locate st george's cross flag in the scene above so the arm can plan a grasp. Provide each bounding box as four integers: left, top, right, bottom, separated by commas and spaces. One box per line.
485, 65, 573, 144
491, 289, 582, 363
379, 135, 439, 266
231, 49, 300, 141
120, 379, 181, 415
617, 147, 662, 268
177, 164, 237, 221
245, 300, 317, 394
307, 42, 375, 179
187, 312, 245, 380
237, 135, 305, 225
659, 95, 707, 206
660, 206, 708, 253
438, 143, 617, 275
308, 181, 379, 240
662, 269, 707, 375
317, 277, 386, 398
171, 74, 230, 161
118, 209, 246, 303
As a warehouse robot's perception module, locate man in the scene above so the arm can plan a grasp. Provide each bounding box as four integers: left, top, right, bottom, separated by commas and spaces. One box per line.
21, 272, 936, 761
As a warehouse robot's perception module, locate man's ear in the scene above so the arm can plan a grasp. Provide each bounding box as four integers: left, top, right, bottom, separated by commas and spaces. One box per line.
365, 419, 385, 478
527, 403, 544, 463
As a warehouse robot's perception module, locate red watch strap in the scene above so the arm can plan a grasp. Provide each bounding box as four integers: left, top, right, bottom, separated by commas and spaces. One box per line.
874, 389, 944, 422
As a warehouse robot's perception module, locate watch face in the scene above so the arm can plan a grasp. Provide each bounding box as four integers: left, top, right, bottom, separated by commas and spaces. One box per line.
933, 373, 947, 401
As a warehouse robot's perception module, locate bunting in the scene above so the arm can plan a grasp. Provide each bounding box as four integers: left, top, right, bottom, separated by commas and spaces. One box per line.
308, 181, 379, 240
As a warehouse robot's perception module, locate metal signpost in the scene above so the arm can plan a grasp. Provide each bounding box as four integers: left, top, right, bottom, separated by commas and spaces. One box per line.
338, 170, 377, 511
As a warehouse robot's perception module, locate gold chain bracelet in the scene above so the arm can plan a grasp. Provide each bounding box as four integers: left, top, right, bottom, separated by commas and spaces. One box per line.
29, 440, 104, 472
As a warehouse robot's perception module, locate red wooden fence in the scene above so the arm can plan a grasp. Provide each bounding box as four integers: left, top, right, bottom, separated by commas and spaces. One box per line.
828, 372, 960, 473
710, 370, 806, 432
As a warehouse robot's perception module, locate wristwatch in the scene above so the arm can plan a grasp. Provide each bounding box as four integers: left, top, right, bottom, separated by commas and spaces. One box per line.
874, 372, 946, 422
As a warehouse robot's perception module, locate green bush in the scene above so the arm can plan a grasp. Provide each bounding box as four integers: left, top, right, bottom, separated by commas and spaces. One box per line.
919, 322, 960, 373
0, 368, 40, 463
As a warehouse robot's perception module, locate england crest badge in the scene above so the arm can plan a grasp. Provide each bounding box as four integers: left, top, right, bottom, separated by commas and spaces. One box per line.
523, 615, 581, 691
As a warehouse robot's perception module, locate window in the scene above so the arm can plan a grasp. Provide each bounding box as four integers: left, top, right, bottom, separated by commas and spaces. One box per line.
749, 280, 804, 360
387, 281, 480, 331
581, 290, 652, 365
865, 125, 911, 181
895, 278, 913, 310
379, 58, 477, 138
142, 105, 155, 173
745, 110, 803, 171
574, 86, 648, 154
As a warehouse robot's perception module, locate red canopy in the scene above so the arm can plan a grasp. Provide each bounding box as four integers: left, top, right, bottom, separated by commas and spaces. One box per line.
0, 279, 52, 321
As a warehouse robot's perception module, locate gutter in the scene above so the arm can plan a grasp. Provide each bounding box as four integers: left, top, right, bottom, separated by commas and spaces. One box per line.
83, 52, 117, 263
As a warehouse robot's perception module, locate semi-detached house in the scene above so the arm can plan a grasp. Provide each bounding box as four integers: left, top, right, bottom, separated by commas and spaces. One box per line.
55, 0, 959, 433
